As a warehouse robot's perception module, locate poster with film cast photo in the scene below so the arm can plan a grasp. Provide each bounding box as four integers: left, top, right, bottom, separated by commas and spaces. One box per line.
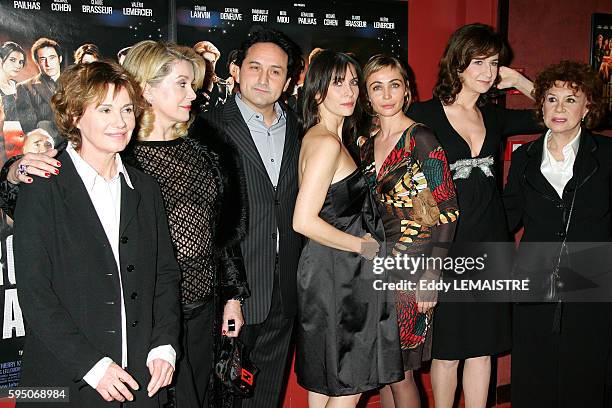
591, 12, 612, 128
0, 0, 408, 388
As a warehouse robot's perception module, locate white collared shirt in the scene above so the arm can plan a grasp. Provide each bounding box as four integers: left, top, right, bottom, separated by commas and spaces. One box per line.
235, 93, 286, 186
66, 144, 175, 388
540, 129, 581, 198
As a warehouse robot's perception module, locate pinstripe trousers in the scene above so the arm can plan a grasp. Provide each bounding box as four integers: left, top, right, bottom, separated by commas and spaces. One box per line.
234, 267, 294, 408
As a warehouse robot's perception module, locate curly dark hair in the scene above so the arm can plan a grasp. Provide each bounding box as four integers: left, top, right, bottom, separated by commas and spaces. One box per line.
235, 27, 303, 89
51, 60, 144, 150
301, 50, 363, 144
433, 23, 509, 105
533, 60, 604, 130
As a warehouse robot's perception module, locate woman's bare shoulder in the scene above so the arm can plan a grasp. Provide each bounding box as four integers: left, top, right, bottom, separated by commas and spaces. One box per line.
302, 125, 342, 151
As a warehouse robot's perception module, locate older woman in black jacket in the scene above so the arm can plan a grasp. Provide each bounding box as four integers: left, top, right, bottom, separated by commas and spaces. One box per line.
14, 60, 181, 407
2, 41, 249, 408
504, 60, 612, 408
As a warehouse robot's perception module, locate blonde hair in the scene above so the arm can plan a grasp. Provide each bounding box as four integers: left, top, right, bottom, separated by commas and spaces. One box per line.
122, 41, 205, 139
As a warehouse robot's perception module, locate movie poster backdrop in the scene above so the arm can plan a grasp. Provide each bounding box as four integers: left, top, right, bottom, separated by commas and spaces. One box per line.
176, 0, 408, 79
0, 0, 408, 388
590, 13, 612, 129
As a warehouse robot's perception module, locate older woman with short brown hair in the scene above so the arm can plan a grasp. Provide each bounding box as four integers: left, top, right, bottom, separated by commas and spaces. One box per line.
504, 60, 612, 407
13, 60, 181, 407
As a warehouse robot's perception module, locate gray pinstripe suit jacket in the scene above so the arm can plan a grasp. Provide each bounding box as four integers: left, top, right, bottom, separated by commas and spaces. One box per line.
202, 95, 303, 325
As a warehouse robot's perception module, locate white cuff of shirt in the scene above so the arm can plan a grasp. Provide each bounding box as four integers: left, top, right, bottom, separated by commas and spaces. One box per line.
83, 357, 113, 389
146, 345, 176, 369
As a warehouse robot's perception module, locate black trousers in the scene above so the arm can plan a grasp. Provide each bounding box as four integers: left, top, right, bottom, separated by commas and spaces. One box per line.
234, 269, 294, 408
173, 299, 215, 408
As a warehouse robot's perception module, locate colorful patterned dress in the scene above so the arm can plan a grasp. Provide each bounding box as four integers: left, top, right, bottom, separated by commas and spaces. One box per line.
359, 122, 458, 369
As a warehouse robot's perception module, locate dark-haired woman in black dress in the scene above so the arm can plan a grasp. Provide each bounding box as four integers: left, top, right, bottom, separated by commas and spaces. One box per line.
408, 23, 541, 407
293, 50, 403, 408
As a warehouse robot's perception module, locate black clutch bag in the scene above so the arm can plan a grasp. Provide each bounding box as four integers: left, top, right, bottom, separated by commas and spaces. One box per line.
215, 336, 258, 398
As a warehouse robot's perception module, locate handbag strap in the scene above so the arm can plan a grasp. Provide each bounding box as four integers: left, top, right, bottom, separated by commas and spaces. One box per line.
550, 174, 579, 334
554, 180, 578, 276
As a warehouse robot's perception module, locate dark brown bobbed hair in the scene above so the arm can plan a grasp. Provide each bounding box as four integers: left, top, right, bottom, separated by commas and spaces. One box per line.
533, 60, 604, 130
301, 50, 363, 143
51, 60, 144, 150
433, 23, 509, 105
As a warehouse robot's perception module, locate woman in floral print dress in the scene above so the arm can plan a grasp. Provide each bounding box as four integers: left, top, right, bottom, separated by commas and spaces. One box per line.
359, 55, 458, 408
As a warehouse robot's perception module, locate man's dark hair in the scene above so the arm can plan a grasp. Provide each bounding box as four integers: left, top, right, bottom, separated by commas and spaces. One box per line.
226, 49, 238, 71
235, 28, 303, 86
31, 37, 61, 63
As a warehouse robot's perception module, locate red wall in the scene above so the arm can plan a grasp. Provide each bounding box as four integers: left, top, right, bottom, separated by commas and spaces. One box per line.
507, 0, 612, 111
408, 0, 499, 100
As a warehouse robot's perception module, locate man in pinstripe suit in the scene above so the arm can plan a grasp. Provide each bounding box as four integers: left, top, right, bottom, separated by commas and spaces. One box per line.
201, 28, 303, 407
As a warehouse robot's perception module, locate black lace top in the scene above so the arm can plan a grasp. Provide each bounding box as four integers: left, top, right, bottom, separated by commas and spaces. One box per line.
131, 137, 218, 304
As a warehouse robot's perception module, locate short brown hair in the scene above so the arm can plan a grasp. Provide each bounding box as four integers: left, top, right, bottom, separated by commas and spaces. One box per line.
51, 60, 143, 149
433, 23, 508, 105
533, 61, 604, 129
31, 37, 61, 63
74, 43, 101, 64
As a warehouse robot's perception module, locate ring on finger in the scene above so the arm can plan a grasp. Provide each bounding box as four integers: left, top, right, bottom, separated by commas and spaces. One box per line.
17, 164, 28, 177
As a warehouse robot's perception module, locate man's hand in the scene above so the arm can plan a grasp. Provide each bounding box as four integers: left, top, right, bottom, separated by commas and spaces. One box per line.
95, 363, 139, 402
147, 358, 174, 397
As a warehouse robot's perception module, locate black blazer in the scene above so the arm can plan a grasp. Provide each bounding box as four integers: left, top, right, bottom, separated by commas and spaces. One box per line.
504, 129, 612, 242
504, 129, 612, 293
202, 95, 302, 325
13, 149, 181, 407
15, 73, 57, 134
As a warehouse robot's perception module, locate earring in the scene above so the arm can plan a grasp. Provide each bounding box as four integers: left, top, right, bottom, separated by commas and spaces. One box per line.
365, 100, 377, 117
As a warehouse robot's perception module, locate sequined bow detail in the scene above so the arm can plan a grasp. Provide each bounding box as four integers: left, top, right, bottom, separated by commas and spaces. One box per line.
449, 156, 494, 180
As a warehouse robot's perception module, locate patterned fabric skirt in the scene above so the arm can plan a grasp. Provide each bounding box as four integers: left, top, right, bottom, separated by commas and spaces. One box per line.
396, 290, 433, 370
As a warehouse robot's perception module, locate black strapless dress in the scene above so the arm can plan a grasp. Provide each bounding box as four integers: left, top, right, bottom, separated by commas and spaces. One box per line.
295, 168, 403, 396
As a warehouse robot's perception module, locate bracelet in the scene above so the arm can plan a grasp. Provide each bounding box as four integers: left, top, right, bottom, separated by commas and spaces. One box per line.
229, 295, 245, 305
